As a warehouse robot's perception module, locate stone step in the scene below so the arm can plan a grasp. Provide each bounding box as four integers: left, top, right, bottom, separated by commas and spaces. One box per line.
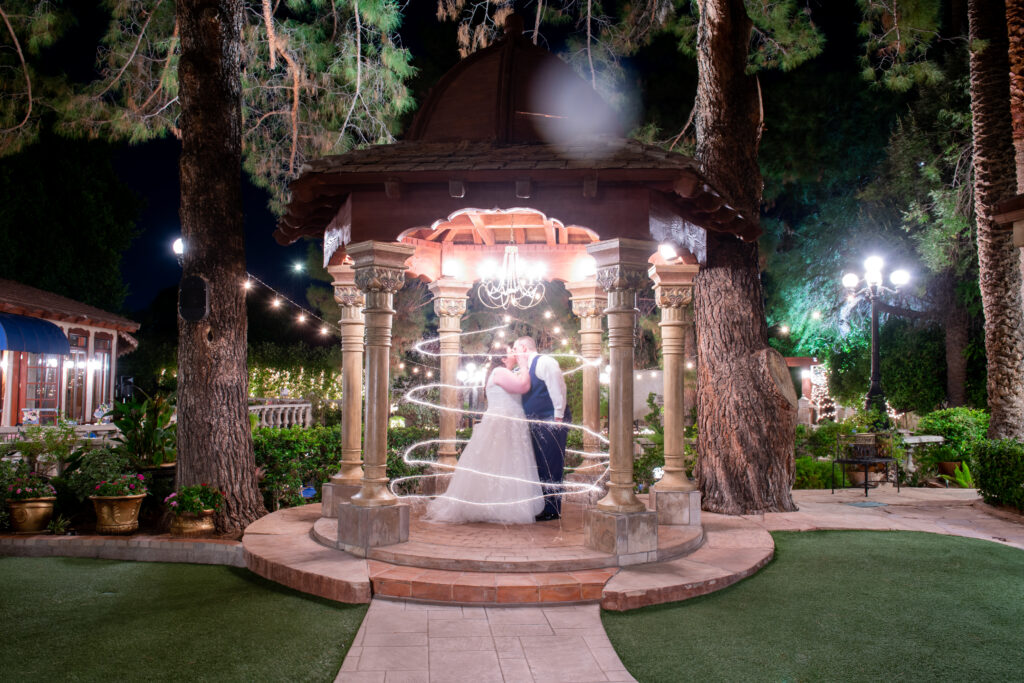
367, 560, 618, 605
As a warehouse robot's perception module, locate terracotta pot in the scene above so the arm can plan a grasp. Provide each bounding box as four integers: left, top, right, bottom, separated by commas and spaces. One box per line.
169, 509, 216, 537
7, 497, 56, 534
89, 494, 146, 535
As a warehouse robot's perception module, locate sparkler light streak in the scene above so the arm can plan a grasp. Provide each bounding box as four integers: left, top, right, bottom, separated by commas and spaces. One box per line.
391, 324, 611, 506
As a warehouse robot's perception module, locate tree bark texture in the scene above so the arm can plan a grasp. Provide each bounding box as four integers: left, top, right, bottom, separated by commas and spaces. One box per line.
1009, 0, 1024, 189
939, 276, 969, 406
693, 0, 798, 513
968, 0, 1024, 440
176, 0, 267, 534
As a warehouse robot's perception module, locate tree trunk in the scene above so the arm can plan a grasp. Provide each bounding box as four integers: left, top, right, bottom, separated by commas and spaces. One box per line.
1007, 0, 1024, 303
968, 0, 1024, 440
176, 0, 267, 534
941, 276, 969, 406
693, 0, 798, 514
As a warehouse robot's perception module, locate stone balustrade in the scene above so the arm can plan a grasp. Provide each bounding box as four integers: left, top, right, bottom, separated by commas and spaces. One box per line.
248, 402, 313, 429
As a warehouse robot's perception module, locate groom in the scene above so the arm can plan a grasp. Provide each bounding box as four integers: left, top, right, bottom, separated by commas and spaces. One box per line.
514, 336, 571, 521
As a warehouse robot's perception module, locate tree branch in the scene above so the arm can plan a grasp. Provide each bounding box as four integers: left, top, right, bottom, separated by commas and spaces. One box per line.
338, 0, 362, 148
96, 0, 164, 98
0, 3, 32, 134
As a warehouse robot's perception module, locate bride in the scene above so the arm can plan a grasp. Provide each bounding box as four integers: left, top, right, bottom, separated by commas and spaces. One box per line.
425, 349, 544, 524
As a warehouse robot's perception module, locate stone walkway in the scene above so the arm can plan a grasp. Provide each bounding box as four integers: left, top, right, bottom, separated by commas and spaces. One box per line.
335, 489, 1024, 682
335, 599, 634, 683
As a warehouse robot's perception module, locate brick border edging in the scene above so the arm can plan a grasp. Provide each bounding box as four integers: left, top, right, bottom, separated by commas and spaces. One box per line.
0, 533, 245, 567
972, 500, 1024, 524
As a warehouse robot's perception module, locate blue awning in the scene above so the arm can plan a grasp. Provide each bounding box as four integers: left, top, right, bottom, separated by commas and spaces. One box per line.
0, 313, 71, 355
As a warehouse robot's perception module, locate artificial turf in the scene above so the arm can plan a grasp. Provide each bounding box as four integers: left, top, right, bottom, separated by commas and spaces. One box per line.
603, 531, 1024, 682
0, 557, 367, 681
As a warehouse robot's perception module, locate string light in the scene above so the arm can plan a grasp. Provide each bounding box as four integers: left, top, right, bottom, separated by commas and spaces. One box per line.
320, 326, 329, 335
243, 280, 253, 290
272, 298, 282, 308
244, 271, 341, 337
297, 314, 306, 323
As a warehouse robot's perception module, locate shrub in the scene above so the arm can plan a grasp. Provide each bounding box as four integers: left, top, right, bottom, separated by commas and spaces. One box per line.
793, 457, 842, 489
5, 473, 56, 500
165, 484, 225, 515
92, 473, 148, 497
64, 448, 131, 501
252, 425, 429, 509
110, 394, 177, 467
915, 407, 989, 459
974, 439, 1024, 511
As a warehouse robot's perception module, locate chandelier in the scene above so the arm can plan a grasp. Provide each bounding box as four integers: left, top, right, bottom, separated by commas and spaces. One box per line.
477, 223, 546, 309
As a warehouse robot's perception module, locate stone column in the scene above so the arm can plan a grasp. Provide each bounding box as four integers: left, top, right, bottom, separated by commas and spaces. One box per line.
567, 280, 606, 467
683, 306, 696, 428
336, 241, 415, 555
428, 278, 472, 472
322, 263, 365, 517
583, 239, 659, 564
648, 263, 702, 526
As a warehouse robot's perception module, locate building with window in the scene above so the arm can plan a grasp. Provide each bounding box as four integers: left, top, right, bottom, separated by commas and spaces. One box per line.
0, 279, 140, 427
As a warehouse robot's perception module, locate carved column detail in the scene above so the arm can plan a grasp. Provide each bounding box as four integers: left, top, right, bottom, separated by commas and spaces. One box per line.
327, 264, 365, 487
348, 241, 415, 508
649, 263, 699, 492
568, 281, 607, 462
429, 279, 472, 471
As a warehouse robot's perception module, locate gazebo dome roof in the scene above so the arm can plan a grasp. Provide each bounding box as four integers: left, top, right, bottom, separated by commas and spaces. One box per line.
406, 16, 623, 145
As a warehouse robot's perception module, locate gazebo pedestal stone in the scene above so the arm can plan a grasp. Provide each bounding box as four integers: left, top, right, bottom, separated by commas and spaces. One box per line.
322, 483, 361, 517
336, 502, 410, 557
651, 490, 702, 526
583, 508, 659, 565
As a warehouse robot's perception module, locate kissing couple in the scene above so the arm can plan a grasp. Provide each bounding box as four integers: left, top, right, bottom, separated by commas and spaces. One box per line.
425, 336, 572, 524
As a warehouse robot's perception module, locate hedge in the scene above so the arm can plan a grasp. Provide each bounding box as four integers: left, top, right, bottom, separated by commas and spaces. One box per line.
974, 439, 1024, 512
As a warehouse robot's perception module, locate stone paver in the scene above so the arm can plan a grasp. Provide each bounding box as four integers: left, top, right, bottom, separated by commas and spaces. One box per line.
335, 599, 636, 683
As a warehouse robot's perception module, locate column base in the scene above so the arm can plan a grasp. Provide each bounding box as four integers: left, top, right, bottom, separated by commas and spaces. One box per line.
336, 502, 410, 556
650, 489, 702, 526
321, 483, 362, 518
583, 508, 659, 566
419, 469, 453, 497
565, 470, 606, 506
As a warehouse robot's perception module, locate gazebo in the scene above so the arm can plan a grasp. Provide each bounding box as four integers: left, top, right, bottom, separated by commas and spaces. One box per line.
276, 17, 753, 560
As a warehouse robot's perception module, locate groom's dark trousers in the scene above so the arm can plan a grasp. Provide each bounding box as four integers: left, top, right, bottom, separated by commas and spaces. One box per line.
523, 356, 571, 518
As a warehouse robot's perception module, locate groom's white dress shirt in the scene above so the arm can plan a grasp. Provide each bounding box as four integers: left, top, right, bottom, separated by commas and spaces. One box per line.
526, 351, 567, 420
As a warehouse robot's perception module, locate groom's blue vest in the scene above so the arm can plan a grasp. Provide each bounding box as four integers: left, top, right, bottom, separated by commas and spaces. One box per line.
522, 356, 555, 419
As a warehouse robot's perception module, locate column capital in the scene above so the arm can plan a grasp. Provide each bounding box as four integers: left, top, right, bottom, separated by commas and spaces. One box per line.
428, 278, 473, 318
566, 279, 608, 319
586, 238, 657, 293
348, 241, 415, 293
647, 262, 700, 289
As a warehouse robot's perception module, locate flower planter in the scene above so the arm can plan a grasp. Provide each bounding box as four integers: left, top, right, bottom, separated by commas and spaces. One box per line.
169, 509, 216, 537
89, 494, 146, 535
7, 497, 56, 534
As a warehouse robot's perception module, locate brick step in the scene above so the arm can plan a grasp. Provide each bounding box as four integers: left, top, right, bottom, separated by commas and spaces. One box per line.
368, 560, 618, 605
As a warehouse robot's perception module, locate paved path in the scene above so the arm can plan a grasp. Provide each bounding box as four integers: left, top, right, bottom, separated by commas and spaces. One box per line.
336, 489, 1023, 683
335, 599, 635, 683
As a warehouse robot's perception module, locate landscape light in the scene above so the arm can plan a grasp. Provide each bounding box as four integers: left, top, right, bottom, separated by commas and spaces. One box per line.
779, 325, 790, 335
842, 273, 859, 289
863, 255, 884, 273
648, 371, 656, 378
811, 310, 822, 320
635, 373, 642, 380
864, 269, 883, 286
890, 269, 910, 287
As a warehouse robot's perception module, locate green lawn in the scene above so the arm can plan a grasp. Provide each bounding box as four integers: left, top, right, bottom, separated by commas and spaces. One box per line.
0, 558, 367, 682
603, 531, 1024, 682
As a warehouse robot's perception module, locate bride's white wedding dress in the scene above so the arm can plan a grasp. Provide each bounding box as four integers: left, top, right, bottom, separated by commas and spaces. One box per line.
425, 371, 544, 524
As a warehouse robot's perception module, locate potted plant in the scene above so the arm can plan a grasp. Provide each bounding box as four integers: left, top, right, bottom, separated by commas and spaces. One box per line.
166, 484, 224, 537
5, 472, 57, 534
89, 473, 148, 535
109, 394, 177, 469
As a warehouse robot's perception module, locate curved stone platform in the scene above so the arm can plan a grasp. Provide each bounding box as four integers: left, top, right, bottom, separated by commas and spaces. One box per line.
311, 503, 704, 572
241, 503, 775, 610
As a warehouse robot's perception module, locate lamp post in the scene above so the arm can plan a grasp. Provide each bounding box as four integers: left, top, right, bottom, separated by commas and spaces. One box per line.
842, 256, 910, 422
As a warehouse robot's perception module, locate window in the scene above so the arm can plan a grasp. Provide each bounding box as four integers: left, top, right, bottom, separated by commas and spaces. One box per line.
25, 353, 61, 424
64, 331, 88, 423
92, 335, 112, 420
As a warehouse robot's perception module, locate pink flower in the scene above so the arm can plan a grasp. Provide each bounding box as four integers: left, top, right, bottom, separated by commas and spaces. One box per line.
170, 501, 178, 507
138, 474, 144, 480
95, 485, 101, 490
15, 488, 21, 494
129, 484, 135, 490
